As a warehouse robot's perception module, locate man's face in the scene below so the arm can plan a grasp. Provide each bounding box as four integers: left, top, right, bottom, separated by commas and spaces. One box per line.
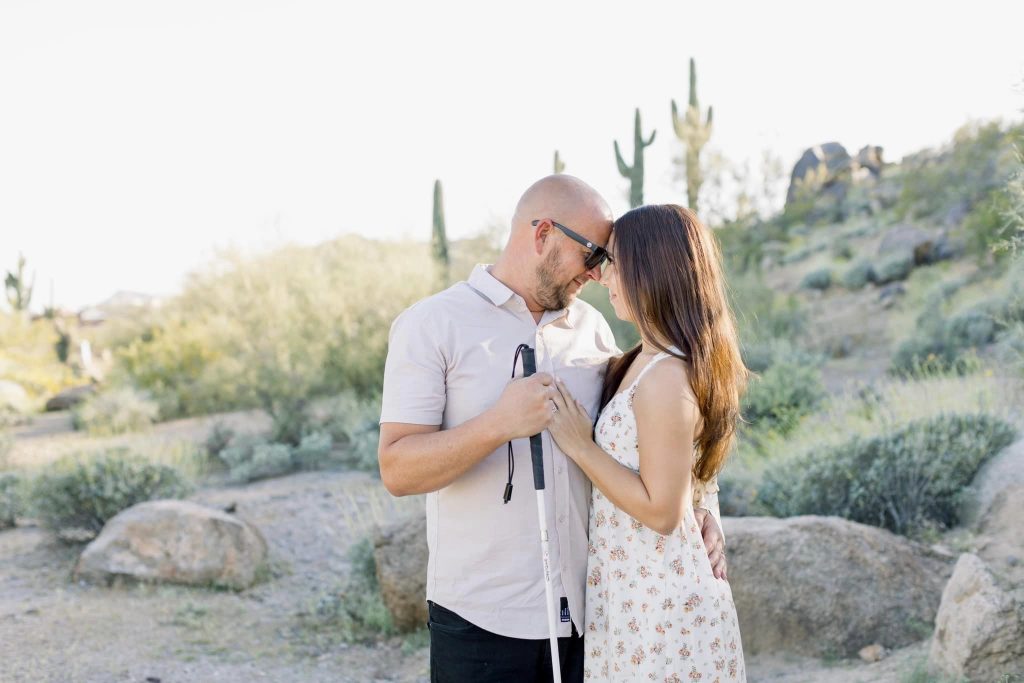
533, 220, 609, 310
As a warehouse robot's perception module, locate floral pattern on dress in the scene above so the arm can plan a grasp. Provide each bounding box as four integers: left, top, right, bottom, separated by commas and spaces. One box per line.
584, 352, 746, 682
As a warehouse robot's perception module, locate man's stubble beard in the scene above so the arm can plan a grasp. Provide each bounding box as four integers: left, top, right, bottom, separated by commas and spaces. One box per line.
534, 248, 575, 311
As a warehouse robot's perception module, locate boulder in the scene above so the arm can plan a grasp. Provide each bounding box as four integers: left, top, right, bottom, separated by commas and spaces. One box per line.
45, 384, 95, 411
723, 515, 953, 658
961, 437, 1024, 527
855, 145, 884, 177
373, 513, 428, 631
786, 142, 851, 206
74, 500, 268, 590
878, 224, 937, 266
928, 554, 1024, 681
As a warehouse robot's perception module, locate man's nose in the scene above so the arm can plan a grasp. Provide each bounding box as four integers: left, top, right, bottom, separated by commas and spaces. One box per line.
585, 263, 602, 281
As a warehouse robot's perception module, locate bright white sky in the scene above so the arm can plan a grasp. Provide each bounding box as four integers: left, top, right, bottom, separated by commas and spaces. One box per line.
2, 0, 1022, 311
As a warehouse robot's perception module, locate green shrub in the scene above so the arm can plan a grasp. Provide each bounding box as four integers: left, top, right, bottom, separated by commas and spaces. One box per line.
741, 360, 826, 436
292, 431, 335, 471
309, 392, 381, 472
0, 472, 26, 528
758, 413, 1016, 537
831, 239, 854, 261
0, 430, 12, 466
298, 537, 395, 643
842, 261, 876, 290
218, 437, 295, 484
874, 253, 914, 284
203, 421, 235, 461
31, 449, 193, 537
72, 387, 159, 436
963, 189, 1014, 262
896, 120, 1021, 221
112, 236, 437, 421
800, 268, 832, 291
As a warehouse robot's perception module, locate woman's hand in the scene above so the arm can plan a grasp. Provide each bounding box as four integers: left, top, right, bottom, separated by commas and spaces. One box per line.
547, 378, 595, 462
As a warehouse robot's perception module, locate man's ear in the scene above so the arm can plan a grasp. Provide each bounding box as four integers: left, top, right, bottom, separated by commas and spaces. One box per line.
533, 219, 551, 256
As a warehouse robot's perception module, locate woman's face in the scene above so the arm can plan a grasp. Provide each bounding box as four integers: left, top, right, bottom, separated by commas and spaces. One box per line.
599, 233, 632, 322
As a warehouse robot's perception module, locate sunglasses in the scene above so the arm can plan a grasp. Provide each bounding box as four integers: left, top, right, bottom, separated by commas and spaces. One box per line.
531, 219, 613, 271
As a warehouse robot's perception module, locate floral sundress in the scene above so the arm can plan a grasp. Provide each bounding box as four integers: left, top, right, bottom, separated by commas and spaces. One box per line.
584, 351, 746, 682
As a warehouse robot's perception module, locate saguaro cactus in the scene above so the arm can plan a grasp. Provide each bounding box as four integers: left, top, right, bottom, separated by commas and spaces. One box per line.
5, 253, 34, 312
671, 57, 713, 212
553, 150, 566, 174
614, 109, 656, 208
431, 179, 450, 288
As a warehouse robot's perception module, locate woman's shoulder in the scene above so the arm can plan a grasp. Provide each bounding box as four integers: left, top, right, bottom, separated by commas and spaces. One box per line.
635, 355, 698, 406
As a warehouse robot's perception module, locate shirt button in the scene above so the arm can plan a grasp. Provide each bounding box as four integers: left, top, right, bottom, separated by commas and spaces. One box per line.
558, 514, 566, 524
556, 466, 563, 475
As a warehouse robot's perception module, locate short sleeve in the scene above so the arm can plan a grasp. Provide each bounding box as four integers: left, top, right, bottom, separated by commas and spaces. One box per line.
379, 304, 446, 425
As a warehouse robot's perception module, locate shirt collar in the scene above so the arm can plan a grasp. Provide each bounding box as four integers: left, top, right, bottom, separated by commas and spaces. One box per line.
467, 264, 576, 328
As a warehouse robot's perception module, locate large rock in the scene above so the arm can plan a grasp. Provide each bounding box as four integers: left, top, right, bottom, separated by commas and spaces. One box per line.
373, 513, 428, 631
878, 224, 937, 265
74, 500, 268, 590
45, 384, 96, 411
928, 554, 1024, 681
962, 437, 1024, 528
786, 142, 851, 206
723, 515, 953, 658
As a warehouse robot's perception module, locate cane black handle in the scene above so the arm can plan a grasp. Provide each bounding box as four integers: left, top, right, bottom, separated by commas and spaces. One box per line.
520, 347, 546, 491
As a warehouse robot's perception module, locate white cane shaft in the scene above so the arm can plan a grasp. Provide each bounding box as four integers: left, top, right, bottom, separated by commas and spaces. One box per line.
535, 491, 562, 683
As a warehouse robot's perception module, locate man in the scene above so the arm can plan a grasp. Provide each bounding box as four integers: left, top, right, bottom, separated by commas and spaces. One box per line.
379, 175, 726, 682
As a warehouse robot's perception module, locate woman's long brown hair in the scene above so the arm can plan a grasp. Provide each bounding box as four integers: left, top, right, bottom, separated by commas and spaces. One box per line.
600, 204, 749, 484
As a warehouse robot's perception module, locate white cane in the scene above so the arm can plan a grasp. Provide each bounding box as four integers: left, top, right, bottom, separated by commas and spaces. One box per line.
521, 346, 562, 683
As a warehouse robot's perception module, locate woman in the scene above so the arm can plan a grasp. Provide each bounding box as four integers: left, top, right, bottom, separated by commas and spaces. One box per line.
547, 204, 749, 682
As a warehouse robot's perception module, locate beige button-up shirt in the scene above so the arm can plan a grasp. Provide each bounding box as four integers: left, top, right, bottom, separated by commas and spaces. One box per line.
380, 264, 618, 639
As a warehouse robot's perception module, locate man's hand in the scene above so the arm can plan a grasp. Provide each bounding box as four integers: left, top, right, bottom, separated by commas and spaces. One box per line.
694, 507, 727, 581
488, 372, 558, 442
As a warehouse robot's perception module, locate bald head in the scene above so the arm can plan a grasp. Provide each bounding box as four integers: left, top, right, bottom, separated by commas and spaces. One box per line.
511, 175, 613, 237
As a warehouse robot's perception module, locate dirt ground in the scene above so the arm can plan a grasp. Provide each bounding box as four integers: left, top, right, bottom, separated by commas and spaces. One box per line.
0, 411, 950, 682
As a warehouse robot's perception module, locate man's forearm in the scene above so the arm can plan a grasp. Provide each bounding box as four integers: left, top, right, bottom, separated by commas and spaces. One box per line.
380, 412, 508, 496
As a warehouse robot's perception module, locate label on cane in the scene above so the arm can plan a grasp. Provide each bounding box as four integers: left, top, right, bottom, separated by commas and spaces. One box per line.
560, 597, 570, 623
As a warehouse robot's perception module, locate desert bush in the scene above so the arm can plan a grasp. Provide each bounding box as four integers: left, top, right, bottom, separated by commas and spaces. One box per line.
874, 252, 914, 284
0, 472, 26, 528
842, 261, 876, 290
758, 413, 1016, 537
308, 392, 381, 472
217, 436, 295, 484
31, 449, 193, 538
203, 421, 235, 461
963, 189, 1014, 262
741, 359, 826, 437
730, 275, 808, 344
0, 312, 77, 404
112, 236, 435, 422
800, 268, 832, 291
71, 387, 159, 436
830, 238, 854, 261
298, 537, 394, 643
896, 120, 1022, 222
0, 430, 11, 466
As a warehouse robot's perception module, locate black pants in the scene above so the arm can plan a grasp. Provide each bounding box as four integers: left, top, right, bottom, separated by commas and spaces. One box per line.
428, 601, 585, 683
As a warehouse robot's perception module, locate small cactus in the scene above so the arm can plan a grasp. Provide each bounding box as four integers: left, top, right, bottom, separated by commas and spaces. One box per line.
671, 58, 713, 212
553, 150, 565, 174
431, 180, 450, 288
614, 109, 656, 208
4, 253, 35, 312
